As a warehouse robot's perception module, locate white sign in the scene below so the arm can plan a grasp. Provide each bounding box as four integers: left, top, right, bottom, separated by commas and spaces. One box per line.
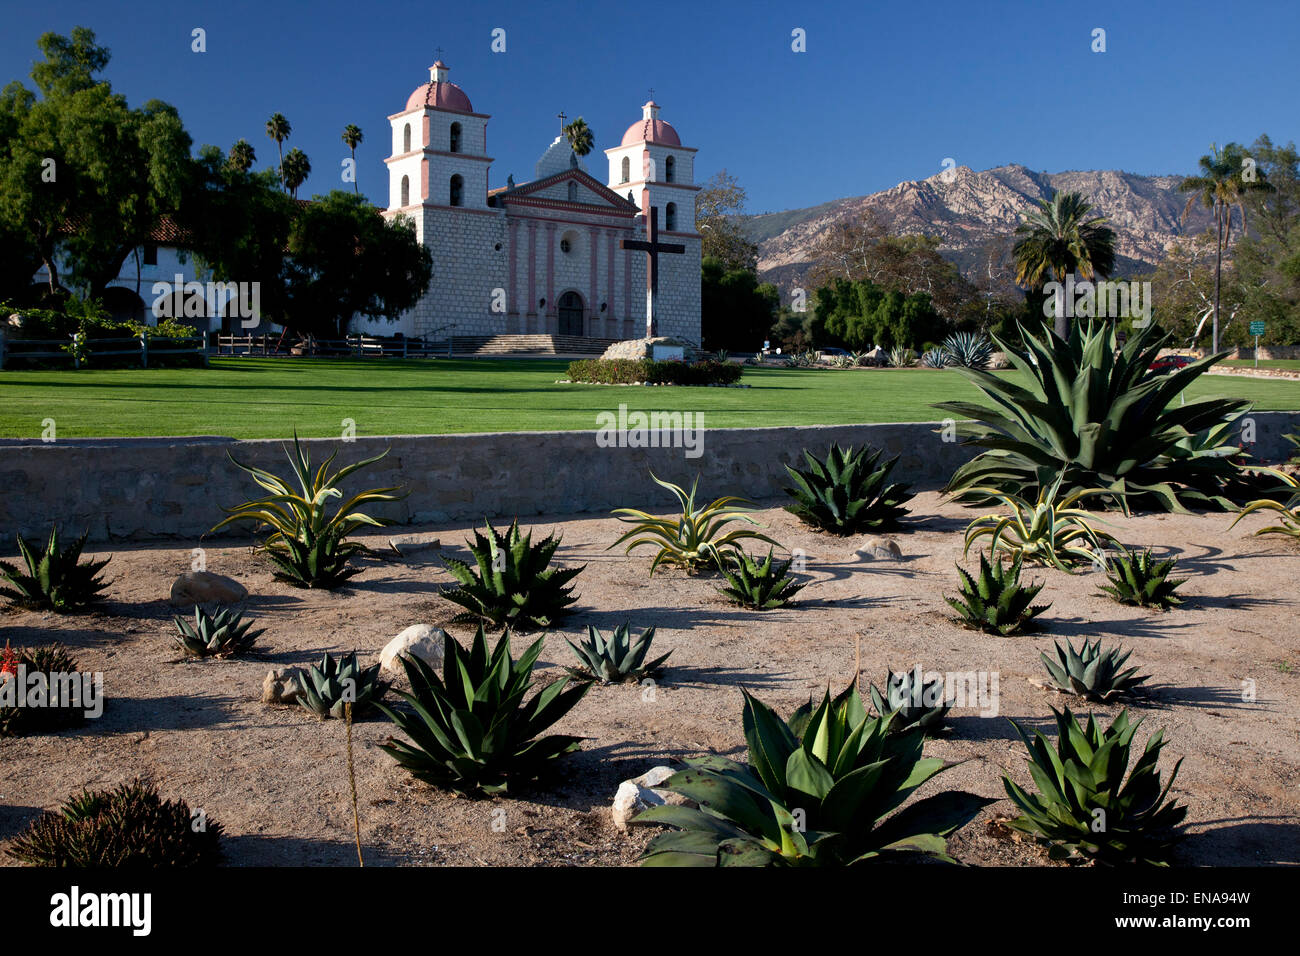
651, 344, 684, 361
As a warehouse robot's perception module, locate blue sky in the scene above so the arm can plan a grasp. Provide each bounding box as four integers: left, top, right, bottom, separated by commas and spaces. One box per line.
2, 0, 1297, 213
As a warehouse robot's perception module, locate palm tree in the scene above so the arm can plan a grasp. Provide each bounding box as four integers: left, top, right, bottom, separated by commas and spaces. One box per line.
281, 148, 311, 199
1012, 191, 1116, 338
341, 124, 363, 194
1179, 143, 1273, 353
562, 117, 594, 158
266, 113, 291, 191
226, 139, 256, 174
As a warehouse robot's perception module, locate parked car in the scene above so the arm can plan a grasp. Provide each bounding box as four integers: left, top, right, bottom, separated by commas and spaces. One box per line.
1148, 355, 1193, 374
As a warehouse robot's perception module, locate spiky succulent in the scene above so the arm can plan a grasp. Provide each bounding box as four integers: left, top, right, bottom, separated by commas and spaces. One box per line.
784, 442, 915, 535
946, 552, 1051, 636
173, 605, 264, 658
442, 518, 583, 629
565, 623, 671, 684
868, 666, 952, 734
1098, 546, 1187, 609
633, 685, 993, 866
0, 643, 87, 738
611, 473, 780, 575
7, 779, 223, 867
1228, 468, 1300, 539
717, 548, 807, 610
962, 473, 1116, 572
1003, 707, 1187, 865
921, 346, 949, 369
377, 624, 590, 797
937, 320, 1285, 511
1040, 638, 1149, 701
888, 346, 916, 368
940, 331, 993, 370
294, 651, 386, 719
0, 526, 110, 611
210, 433, 405, 589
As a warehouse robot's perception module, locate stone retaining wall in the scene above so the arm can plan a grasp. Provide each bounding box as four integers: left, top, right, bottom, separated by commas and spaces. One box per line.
2, 413, 1298, 543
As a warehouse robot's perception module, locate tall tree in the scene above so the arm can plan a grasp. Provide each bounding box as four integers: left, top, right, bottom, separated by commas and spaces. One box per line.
562, 117, 593, 157
266, 112, 291, 191
1180, 142, 1275, 352
1012, 191, 1116, 339
227, 138, 256, 174
281, 148, 311, 199
695, 169, 758, 273
341, 124, 363, 193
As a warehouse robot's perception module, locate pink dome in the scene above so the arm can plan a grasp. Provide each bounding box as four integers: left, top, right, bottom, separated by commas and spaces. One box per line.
405, 62, 473, 113
621, 102, 681, 146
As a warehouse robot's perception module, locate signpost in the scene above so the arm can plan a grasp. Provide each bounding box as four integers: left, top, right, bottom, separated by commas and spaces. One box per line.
1250, 321, 1266, 367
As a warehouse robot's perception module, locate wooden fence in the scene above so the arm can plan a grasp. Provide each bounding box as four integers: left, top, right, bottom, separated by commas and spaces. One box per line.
0, 331, 208, 370
214, 333, 444, 358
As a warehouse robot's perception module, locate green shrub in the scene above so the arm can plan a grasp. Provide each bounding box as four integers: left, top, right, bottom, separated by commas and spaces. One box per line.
295, 651, 386, 718
0, 526, 110, 612
717, 548, 806, 609
442, 518, 583, 629
0, 642, 87, 738
567, 358, 742, 386
784, 442, 915, 535
566, 623, 671, 684
210, 433, 404, 589
377, 625, 590, 797
1003, 707, 1186, 865
173, 605, 264, 658
7, 779, 223, 867
633, 685, 993, 865
946, 553, 1051, 636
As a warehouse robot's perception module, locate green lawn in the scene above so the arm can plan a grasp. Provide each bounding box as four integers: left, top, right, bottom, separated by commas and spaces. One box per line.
0, 357, 1297, 439
1220, 359, 1300, 370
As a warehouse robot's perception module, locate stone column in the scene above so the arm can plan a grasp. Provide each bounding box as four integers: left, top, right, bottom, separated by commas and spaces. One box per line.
507, 218, 520, 333
605, 226, 616, 334
526, 220, 538, 334
545, 222, 557, 335
588, 225, 599, 337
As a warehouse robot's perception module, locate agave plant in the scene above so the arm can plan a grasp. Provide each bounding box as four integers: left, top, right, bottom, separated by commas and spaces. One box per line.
868, 666, 952, 734
1040, 638, 1149, 701
210, 433, 404, 589
946, 552, 1051, 636
936, 320, 1284, 511
921, 346, 949, 369
0, 526, 110, 612
611, 473, 780, 575
1097, 546, 1187, 609
888, 346, 916, 368
962, 473, 1115, 572
173, 605, 264, 658
784, 442, 915, 535
633, 685, 993, 865
1003, 707, 1187, 865
850, 350, 871, 367
940, 331, 993, 370
7, 779, 223, 867
717, 548, 806, 610
832, 354, 854, 369
0, 643, 86, 738
711, 349, 729, 363
441, 518, 583, 629
377, 625, 590, 797
294, 651, 386, 718
565, 623, 671, 684
1228, 468, 1300, 539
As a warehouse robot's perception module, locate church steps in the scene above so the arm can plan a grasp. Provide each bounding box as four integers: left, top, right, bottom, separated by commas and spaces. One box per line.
441, 334, 619, 356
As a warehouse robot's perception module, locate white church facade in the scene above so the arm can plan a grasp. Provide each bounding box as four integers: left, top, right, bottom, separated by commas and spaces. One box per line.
364, 60, 702, 343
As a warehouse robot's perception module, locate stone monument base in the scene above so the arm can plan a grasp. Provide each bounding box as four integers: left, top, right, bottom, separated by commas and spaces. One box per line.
600, 336, 694, 362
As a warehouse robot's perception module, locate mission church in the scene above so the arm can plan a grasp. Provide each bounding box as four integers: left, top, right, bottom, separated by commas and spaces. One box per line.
357, 59, 702, 344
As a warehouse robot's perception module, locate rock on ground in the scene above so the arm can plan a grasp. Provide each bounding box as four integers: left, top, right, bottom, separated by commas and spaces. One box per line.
380, 624, 447, 675
169, 571, 247, 606
599, 336, 694, 361
611, 765, 696, 833
388, 533, 442, 559
262, 667, 305, 705
853, 535, 903, 560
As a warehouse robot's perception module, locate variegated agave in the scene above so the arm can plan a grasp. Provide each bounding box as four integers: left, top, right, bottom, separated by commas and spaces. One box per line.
1228, 468, 1300, 539
962, 472, 1115, 572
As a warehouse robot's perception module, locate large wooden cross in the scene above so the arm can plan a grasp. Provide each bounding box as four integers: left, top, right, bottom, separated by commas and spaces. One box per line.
621, 205, 684, 338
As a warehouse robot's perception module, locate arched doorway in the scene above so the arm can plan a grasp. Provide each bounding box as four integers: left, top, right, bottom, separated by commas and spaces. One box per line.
557, 290, 584, 336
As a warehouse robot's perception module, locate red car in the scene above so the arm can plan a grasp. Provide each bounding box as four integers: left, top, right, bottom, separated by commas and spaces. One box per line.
1148, 355, 1193, 374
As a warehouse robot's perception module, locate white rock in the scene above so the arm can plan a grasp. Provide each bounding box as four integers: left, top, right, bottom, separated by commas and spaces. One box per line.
262, 667, 304, 705
388, 533, 442, 558
611, 765, 695, 833
169, 571, 247, 606
853, 535, 903, 561
380, 624, 447, 675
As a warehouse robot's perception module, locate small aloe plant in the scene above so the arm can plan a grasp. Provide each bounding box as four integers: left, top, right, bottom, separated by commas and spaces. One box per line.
565, 623, 671, 684
1097, 546, 1187, 609
0, 526, 110, 611
1040, 638, 1149, 701
717, 549, 806, 610
946, 553, 1051, 636
294, 651, 386, 718
173, 606, 264, 658
868, 666, 952, 734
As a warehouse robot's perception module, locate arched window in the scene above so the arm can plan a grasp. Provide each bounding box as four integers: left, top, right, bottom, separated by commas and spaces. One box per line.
665, 156, 675, 183
567, 180, 578, 202
449, 122, 462, 153
620, 156, 630, 183
403, 123, 411, 153
449, 174, 464, 207
665, 202, 677, 231
400, 175, 409, 207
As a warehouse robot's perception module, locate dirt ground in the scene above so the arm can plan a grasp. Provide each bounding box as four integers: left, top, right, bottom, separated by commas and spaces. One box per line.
1, 492, 1298, 867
